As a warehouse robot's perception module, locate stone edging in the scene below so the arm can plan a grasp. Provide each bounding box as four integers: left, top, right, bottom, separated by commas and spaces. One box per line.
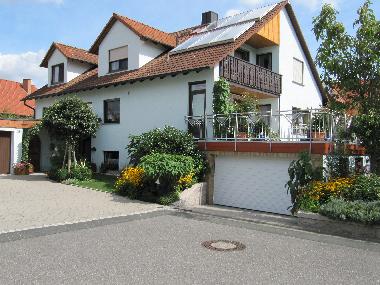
296, 211, 380, 240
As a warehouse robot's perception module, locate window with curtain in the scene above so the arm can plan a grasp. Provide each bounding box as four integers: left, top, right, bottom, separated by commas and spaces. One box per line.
51, 63, 64, 85
104, 99, 120, 124
109, 46, 128, 73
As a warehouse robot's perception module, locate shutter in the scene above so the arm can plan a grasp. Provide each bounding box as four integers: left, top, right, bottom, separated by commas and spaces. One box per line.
110, 46, 128, 62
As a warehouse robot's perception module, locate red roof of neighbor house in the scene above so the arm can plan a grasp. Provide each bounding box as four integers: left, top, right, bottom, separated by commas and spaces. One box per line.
0, 79, 36, 116
26, 1, 326, 103
40, 42, 98, 68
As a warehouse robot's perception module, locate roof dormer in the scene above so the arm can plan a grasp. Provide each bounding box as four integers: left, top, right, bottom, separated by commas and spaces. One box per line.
90, 13, 175, 77
40, 42, 98, 87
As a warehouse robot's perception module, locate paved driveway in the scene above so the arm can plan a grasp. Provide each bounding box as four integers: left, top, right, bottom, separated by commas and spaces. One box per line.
0, 211, 379, 284
0, 174, 160, 233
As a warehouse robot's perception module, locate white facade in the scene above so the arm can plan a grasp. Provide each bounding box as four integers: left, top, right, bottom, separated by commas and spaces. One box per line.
36, 69, 216, 171
97, 21, 166, 77
278, 9, 323, 111
0, 127, 23, 174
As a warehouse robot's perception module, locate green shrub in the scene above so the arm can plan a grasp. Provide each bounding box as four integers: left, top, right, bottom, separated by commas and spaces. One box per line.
158, 190, 181, 206
128, 126, 207, 178
71, 163, 93, 181
298, 194, 321, 213
342, 174, 380, 202
320, 199, 380, 225
139, 153, 194, 193
48, 168, 69, 182
286, 152, 323, 214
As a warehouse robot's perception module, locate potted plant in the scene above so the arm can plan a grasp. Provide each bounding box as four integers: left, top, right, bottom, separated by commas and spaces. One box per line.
13, 162, 33, 175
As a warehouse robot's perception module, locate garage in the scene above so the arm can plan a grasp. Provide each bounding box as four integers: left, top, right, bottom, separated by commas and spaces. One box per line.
0, 131, 11, 174
213, 155, 293, 215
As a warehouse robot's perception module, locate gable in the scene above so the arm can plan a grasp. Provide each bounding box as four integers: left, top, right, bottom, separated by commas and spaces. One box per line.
248, 13, 280, 48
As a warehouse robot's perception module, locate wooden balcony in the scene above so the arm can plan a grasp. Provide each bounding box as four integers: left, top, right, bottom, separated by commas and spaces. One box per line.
220, 56, 282, 96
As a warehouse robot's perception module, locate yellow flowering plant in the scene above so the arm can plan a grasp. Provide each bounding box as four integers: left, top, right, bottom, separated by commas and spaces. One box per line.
115, 167, 144, 198
307, 178, 354, 203
178, 172, 195, 190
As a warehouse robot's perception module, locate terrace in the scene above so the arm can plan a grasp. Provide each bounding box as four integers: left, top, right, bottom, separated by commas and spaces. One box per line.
186, 109, 363, 155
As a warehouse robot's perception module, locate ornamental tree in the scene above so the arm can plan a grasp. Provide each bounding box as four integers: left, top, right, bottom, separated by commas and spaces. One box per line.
42, 96, 100, 172
313, 0, 380, 174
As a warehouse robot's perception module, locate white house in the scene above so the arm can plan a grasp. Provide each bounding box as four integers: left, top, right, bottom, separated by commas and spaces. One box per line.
26, 1, 332, 215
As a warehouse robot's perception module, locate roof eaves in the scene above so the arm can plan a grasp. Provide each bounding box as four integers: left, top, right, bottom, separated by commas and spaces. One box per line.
27, 66, 210, 100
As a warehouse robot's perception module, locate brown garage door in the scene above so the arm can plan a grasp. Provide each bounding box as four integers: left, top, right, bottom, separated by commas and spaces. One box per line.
0, 131, 11, 174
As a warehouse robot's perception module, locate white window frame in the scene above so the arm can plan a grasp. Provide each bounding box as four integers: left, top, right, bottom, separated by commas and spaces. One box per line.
293, 57, 304, 85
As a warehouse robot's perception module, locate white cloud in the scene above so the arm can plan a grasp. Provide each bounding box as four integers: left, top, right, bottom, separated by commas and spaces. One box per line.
0, 50, 47, 87
225, 9, 242, 17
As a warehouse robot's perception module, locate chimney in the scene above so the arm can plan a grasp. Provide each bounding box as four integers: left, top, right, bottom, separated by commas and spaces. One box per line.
202, 11, 218, 25
22, 79, 32, 94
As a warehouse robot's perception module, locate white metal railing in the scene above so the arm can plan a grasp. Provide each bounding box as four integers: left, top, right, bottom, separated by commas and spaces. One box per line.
185, 109, 354, 144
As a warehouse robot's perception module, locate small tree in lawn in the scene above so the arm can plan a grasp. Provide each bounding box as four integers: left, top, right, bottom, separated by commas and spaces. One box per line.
42, 96, 100, 172
313, 1, 380, 174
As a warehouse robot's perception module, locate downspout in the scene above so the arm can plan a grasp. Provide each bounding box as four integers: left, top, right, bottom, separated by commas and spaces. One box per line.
23, 99, 36, 119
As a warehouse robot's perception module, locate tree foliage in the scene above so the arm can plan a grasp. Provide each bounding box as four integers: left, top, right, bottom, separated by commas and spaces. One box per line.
42, 96, 100, 172
313, 1, 380, 173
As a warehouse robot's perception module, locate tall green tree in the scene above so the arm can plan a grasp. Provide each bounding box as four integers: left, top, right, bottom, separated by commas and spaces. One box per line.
313, 0, 380, 173
42, 96, 100, 172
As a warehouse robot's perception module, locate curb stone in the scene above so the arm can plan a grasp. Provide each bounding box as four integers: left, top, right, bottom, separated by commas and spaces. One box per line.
181, 206, 380, 243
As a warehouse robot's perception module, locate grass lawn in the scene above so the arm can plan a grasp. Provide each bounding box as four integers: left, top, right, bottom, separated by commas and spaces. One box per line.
72, 173, 117, 193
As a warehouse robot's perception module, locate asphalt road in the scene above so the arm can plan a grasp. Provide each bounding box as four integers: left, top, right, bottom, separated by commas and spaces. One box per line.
0, 210, 379, 285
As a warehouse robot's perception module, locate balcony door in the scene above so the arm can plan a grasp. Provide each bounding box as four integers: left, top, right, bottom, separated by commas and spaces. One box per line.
188, 81, 206, 139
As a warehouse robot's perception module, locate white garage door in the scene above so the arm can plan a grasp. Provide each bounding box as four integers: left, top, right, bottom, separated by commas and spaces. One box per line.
214, 155, 293, 215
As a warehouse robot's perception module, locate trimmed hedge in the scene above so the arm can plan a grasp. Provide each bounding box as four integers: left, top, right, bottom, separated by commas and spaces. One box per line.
320, 199, 380, 225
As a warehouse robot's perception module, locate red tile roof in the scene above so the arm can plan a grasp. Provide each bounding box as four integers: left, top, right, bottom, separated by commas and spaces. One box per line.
90, 13, 177, 54
40, 43, 98, 68
27, 1, 326, 102
0, 119, 40, 129
0, 79, 36, 116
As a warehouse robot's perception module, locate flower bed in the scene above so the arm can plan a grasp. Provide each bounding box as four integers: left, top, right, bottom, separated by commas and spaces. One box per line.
13, 162, 33, 175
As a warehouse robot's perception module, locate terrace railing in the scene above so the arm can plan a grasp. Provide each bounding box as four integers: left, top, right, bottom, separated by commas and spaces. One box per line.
220, 56, 282, 96
185, 109, 354, 144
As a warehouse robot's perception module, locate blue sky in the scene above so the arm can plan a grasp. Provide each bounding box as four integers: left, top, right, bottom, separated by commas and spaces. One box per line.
0, 0, 379, 87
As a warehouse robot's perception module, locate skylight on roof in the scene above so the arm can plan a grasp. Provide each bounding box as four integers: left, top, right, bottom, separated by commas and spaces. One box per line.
170, 4, 276, 54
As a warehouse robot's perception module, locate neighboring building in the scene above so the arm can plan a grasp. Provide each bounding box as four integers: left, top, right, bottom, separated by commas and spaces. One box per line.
0, 79, 38, 174
26, 1, 333, 214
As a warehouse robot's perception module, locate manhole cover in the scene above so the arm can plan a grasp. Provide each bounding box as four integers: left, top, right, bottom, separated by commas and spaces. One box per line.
202, 240, 246, 252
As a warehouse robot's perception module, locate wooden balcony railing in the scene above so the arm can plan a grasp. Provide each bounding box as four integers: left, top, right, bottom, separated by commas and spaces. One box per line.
220, 56, 282, 96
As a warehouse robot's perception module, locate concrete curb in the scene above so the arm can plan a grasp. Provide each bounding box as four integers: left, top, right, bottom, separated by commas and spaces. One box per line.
182, 206, 380, 243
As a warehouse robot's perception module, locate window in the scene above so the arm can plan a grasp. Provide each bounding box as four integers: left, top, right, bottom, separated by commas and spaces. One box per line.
257, 53, 272, 70
259, 104, 271, 126
104, 99, 120, 124
188, 81, 206, 139
293, 58, 304, 85
51, 63, 64, 85
234, 48, 250, 62
109, 46, 128, 73
104, 151, 119, 171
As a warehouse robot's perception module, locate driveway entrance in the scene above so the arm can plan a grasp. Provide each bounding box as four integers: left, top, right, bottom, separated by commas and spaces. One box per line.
0, 174, 160, 233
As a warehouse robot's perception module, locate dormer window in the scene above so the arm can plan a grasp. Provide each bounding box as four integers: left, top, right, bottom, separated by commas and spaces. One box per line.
51, 63, 64, 85
109, 46, 128, 73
